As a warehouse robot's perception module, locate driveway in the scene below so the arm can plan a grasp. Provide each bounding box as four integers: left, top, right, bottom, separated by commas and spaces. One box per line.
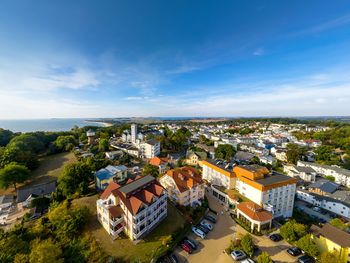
174, 192, 298, 263
174, 193, 235, 263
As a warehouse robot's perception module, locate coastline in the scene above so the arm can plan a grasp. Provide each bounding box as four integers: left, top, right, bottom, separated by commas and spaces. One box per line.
84, 120, 113, 127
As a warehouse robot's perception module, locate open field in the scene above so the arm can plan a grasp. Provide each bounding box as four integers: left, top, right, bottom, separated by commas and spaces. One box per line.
0, 152, 77, 195
73, 195, 186, 263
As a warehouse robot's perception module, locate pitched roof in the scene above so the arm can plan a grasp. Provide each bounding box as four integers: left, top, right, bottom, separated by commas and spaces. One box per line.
17, 181, 56, 202
165, 167, 203, 192
149, 157, 168, 166
100, 181, 120, 199
237, 201, 273, 222
310, 223, 350, 247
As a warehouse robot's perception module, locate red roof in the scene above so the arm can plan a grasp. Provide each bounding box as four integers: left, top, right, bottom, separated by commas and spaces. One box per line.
149, 157, 168, 166
100, 181, 120, 199
237, 201, 272, 222
165, 166, 203, 193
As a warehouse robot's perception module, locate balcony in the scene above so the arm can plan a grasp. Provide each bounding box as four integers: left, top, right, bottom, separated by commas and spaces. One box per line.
110, 223, 124, 236
110, 216, 124, 227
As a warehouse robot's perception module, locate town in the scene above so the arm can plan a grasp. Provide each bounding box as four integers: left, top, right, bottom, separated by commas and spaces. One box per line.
0, 118, 349, 263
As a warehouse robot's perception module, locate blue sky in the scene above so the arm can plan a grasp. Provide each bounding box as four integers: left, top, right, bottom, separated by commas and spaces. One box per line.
0, 0, 350, 118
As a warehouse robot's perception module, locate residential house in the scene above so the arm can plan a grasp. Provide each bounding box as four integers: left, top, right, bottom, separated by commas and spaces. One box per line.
95, 165, 128, 191
310, 224, 350, 263
283, 165, 317, 182
185, 151, 207, 166
149, 157, 169, 174
96, 175, 167, 240
17, 181, 56, 209
140, 139, 160, 159
159, 167, 205, 206
298, 161, 350, 187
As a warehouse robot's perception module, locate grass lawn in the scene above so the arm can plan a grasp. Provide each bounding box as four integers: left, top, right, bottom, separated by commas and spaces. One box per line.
73, 195, 186, 263
0, 152, 77, 195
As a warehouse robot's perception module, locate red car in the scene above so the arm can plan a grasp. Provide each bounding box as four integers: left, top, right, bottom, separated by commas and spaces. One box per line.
181, 243, 193, 254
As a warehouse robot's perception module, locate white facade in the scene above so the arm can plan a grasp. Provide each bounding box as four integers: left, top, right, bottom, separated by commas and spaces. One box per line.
298, 161, 350, 187
201, 162, 234, 189
296, 190, 350, 219
140, 141, 160, 159
131, 124, 137, 143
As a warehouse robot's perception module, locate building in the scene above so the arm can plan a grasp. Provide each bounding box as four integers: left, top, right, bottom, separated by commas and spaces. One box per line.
105, 150, 123, 160
310, 224, 350, 263
95, 165, 128, 191
17, 181, 56, 208
140, 139, 160, 159
283, 165, 317, 182
185, 151, 207, 166
149, 157, 169, 174
96, 175, 167, 240
201, 160, 236, 189
159, 167, 205, 206
308, 179, 340, 196
236, 201, 273, 232
298, 161, 350, 187
86, 129, 96, 145
234, 165, 297, 218
131, 123, 137, 144
296, 189, 350, 219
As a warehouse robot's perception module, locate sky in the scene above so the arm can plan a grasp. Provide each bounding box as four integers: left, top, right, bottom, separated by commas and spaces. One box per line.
0, 0, 350, 119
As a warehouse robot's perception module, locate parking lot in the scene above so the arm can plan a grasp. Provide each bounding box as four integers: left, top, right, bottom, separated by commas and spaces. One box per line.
295, 200, 333, 222
171, 193, 299, 263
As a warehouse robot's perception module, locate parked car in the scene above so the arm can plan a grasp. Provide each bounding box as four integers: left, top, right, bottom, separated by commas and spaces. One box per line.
182, 239, 197, 250
191, 226, 206, 239
169, 253, 179, 263
204, 214, 217, 223
230, 250, 246, 261
197, 225, 210, 234
269, 233, 282, 242
312, 207, 321, 212
241, 258, 255, 263
181, 242, 192, 254
298, 255, 315, 263
287, 247, 302, 256
200, 220, 213, 230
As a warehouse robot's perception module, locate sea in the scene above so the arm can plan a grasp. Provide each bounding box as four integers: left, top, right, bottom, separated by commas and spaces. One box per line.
0, 119, 106, 133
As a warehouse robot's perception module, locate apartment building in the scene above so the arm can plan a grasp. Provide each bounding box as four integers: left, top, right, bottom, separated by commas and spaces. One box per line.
201, 160, 236, 189
298, 161, 350, 187
234, 165, 297, 218
159, 166, 205, 206
283, 164, 317, 182
140, 139, 161, 159
96, 175, 167, 240
95, 165, 128, 190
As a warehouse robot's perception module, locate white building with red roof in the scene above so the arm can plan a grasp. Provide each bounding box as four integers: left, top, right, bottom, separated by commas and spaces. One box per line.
96, 175, 167, 240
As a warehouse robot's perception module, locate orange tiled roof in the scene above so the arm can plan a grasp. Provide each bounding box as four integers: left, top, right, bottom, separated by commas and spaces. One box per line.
149, 157, 168, 166
237, 201, 272, 222
165, 166, 203, 193
108, 205, 123, 218
100, 181, 120, 199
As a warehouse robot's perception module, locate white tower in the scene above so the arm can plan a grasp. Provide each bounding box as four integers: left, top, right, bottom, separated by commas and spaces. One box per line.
86, 129, 96, 145
131, 124, 137, 144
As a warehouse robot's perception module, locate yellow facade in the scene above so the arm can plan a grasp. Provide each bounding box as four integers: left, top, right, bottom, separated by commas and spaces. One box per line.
311, 234, 350, 263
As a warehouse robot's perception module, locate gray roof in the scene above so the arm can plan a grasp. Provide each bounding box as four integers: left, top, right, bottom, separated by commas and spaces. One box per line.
17, 181, 56, 202
234, 151, 255, 161
294, 166, 316, 174
255, 172, 295, 186
0, 195, 13, 205
309, 180, 339, 194
298, 189, 350, 207
205, 159, 235, 172
118, 175, 155, 196
299, 161, 350, 177
146, 139, 159, 146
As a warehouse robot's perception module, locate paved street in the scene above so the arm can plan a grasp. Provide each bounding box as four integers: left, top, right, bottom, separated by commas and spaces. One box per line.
174, 192, 298, 263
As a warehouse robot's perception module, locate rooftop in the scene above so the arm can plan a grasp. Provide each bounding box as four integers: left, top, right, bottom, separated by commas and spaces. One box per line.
237, 201, 273, 222
118, 175, 155, 197
310, 223, 350, 247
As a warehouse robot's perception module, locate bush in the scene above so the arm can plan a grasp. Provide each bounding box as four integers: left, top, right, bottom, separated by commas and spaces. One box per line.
280, 220, 307, 242
241, 234, 254, 256
296, 234, 319, 257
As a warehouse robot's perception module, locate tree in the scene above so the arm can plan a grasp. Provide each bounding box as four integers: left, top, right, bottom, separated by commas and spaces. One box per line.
29, 238, 63, 263
329, 218, 348, 231
314, 145, 339, 165
0, 163, 30, 191
98, 138, 109, 152
317, 252, 339, 263
286, 143, 306, 164
240, 233, 254, 257
280, 220, 307, 242
257, 252, 273, 263
0, 128, 13, 147
142, 164, 159, 177
0, 144, 38, 170
58, 162, 92, 197
297, 234, 319, 258
54, 135, 77, 152
14, 253, 29, 263
30, 197, 50, 214
215, 144, 236, 161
